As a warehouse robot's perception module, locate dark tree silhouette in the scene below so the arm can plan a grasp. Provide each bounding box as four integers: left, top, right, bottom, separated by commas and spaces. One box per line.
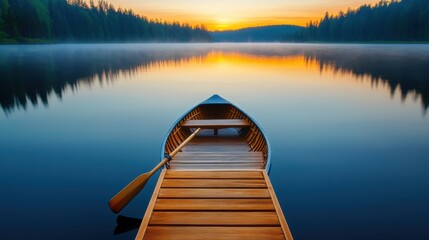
294, 0, 429, 42
0, 0, 212, 42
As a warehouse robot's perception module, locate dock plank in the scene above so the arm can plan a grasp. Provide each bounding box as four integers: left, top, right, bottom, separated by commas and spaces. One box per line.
154, 199, 275, 211
137, 170, 292, 240
158, 188, 271, 199
149, 211, 280, 226
144, 226, 285, 240
162, 179, 267, 188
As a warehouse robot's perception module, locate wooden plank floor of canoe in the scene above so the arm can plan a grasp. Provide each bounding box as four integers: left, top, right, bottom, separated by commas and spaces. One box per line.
172, 128, 259, 170
135, 170, 293, 240
169, 151, 264, 170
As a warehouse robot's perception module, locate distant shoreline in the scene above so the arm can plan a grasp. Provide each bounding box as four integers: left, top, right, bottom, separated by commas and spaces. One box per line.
1, 40, 428, 45
0, 38, 213, 45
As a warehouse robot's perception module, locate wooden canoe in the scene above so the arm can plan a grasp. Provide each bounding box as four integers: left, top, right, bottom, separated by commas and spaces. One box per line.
136, 94, 293, 240
161, 94, 272, 172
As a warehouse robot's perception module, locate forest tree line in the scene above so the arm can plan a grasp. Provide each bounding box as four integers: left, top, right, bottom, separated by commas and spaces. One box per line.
293, 0, 429, 42
0, 0, 212, 42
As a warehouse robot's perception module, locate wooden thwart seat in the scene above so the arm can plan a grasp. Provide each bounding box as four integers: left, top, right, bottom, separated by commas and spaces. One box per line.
182, 119, 250, 128
182, 119, 250, 135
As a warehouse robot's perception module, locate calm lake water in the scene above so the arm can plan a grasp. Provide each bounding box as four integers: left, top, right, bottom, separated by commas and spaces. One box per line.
1, 43, 429, 240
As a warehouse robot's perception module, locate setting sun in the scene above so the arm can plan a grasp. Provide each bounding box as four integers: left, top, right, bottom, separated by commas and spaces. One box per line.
214, 18, 233, 31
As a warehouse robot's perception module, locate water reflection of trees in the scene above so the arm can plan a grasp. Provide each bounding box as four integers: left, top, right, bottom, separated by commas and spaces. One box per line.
303, 48, 429, 112
1, 44, 428, 114
219, 44, 429, 112
0, 45, 209, 114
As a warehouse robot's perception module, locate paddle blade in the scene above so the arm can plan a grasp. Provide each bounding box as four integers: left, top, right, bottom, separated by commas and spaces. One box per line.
109, 172, 151, 214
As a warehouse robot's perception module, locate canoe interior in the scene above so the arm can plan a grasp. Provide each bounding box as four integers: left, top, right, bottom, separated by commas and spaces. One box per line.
164, 103, 269, 169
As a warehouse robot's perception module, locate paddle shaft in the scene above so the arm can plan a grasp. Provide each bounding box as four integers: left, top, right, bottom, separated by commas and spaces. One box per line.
144, 127, 201, 176
109, 128, 201, 213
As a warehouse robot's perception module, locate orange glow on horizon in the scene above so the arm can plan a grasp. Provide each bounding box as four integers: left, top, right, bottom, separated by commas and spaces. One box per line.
134, 11, 334, 31
108, 0, 382, 31
138, 14, 315, 31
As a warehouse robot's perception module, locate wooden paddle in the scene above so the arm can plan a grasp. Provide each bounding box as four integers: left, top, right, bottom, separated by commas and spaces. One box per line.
108, 128, 201, 214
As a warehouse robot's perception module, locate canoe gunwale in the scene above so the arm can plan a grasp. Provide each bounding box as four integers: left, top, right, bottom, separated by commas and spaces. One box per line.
228, 100, 272, 173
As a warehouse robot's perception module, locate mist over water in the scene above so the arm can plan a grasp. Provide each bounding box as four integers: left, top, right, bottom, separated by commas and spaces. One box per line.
1, 43, 428, 114
1, 43, 428, 239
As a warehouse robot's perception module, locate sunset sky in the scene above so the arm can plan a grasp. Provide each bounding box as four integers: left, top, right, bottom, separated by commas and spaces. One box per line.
108, 0, 381, 31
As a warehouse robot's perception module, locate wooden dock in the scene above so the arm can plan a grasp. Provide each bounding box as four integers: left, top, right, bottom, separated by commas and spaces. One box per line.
135, 129, 293, 240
